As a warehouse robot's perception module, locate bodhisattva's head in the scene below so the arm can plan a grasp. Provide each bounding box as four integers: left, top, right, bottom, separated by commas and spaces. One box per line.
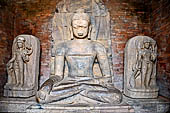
17, 37, 25, 48
71, 9, 91, 39
143, 40, 151, 49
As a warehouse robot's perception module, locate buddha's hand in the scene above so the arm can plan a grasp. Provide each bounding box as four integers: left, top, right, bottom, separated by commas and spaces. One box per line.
36, 76, 62, 103
39, 75, 62, 93
97, 76, 111, 86
36, 90, 48, 103
42, 78, 54, 92
36, 79, 53, 103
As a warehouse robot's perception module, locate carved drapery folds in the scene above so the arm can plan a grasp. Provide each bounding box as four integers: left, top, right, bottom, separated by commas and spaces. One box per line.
124, 36, 159, 98
4, 35, 40, 97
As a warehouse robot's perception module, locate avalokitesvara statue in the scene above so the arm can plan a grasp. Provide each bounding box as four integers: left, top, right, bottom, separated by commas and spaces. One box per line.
4, 35, 40, 97
36, 9, 122, 104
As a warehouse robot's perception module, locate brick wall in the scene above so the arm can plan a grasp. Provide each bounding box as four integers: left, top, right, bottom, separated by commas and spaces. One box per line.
0, 0, 169, 98
104, 0, 151, 90
0, 0, 61, 95
150, 0, 170, 98
0, 1, 15, 94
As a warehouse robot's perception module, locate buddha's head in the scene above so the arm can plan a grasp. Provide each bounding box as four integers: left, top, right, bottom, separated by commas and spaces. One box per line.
17, 36, 25, 48
71, 9, 91, 39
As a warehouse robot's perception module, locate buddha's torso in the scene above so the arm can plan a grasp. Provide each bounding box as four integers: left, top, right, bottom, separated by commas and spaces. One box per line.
65, 40, 96, 78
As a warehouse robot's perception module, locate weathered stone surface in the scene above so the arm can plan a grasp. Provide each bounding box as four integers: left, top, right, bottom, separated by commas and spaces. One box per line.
1, 96, 169, 113
0, 97, 36, 112
124, 36, 159, 98
4, 35, 40, 97
27, 103, 135, 113
124, 96, 170, 113
51, 0, 113, 78
0, 0, 156, 94
150, 0, 170, 99
36, 1, 122, 104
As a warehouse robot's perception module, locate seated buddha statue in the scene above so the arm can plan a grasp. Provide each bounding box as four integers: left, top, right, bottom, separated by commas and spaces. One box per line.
36, 9, 122, 104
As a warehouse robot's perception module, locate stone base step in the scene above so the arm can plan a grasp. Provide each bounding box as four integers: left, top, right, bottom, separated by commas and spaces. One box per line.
27, 103, 134, 113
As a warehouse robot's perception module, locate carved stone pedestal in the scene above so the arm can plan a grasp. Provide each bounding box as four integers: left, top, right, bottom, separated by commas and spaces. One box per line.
0, 97, 36, 112
27, 103, 135, 113
124, 96, 170, 113
4, 35, 40, 98
0, 96, 169, 113
4, 89, 35, 97
124, 88, 159, 98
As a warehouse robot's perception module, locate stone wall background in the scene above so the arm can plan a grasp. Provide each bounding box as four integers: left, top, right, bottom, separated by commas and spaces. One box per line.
104, 0, 151, 90
0, 0, 169, 98
150, 0, 170, 98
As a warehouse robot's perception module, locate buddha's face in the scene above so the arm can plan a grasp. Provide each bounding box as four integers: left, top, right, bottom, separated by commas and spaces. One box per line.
72, 19, 89, 39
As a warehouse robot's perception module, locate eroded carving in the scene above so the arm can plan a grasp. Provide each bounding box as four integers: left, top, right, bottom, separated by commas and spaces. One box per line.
4, 35, 40, 97
36, 9, 122, 104
124, 36, 159, 98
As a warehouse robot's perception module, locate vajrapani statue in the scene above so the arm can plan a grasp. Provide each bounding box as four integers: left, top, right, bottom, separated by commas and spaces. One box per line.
36, 9, 122, 104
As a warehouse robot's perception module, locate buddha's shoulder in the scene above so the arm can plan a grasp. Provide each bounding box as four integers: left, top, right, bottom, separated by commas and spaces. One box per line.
55, 42, 67, 55
56, 41, 72, 48
91, 41, 105, 48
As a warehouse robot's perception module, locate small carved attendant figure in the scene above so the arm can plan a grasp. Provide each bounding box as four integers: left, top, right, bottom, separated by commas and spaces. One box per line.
130, 40, 157, 88
36, 9, 122, 104
138, 40, 157, 88
124, 36, 159, 98
4, 35, 40, 97
6, 36, 32, 89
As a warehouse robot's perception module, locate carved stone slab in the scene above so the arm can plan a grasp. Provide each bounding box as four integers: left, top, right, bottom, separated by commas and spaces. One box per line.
27, 103, 135, 113
124, 36, 159, 98
50, 0, 113, 78
0, 97, 36, 112
4, 35, 40, 97
36, 0, 122, 105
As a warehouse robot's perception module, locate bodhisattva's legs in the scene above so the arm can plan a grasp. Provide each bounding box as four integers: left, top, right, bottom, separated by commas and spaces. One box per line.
14, 64, 20, 86
18, 61, 24, 87
145, 63, 152, 88
141, 61, 147, 88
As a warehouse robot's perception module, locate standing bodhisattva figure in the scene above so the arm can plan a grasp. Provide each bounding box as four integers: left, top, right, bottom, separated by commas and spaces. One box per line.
124, 36, 159, 98
4, 35, 40, 97
135, 40, 157, 88
6, 36, 32, 89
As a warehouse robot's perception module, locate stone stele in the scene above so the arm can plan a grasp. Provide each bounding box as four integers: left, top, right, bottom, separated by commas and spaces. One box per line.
124, 36, 159, 98
4, 35, 40, 97
36, 7, 122, 105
